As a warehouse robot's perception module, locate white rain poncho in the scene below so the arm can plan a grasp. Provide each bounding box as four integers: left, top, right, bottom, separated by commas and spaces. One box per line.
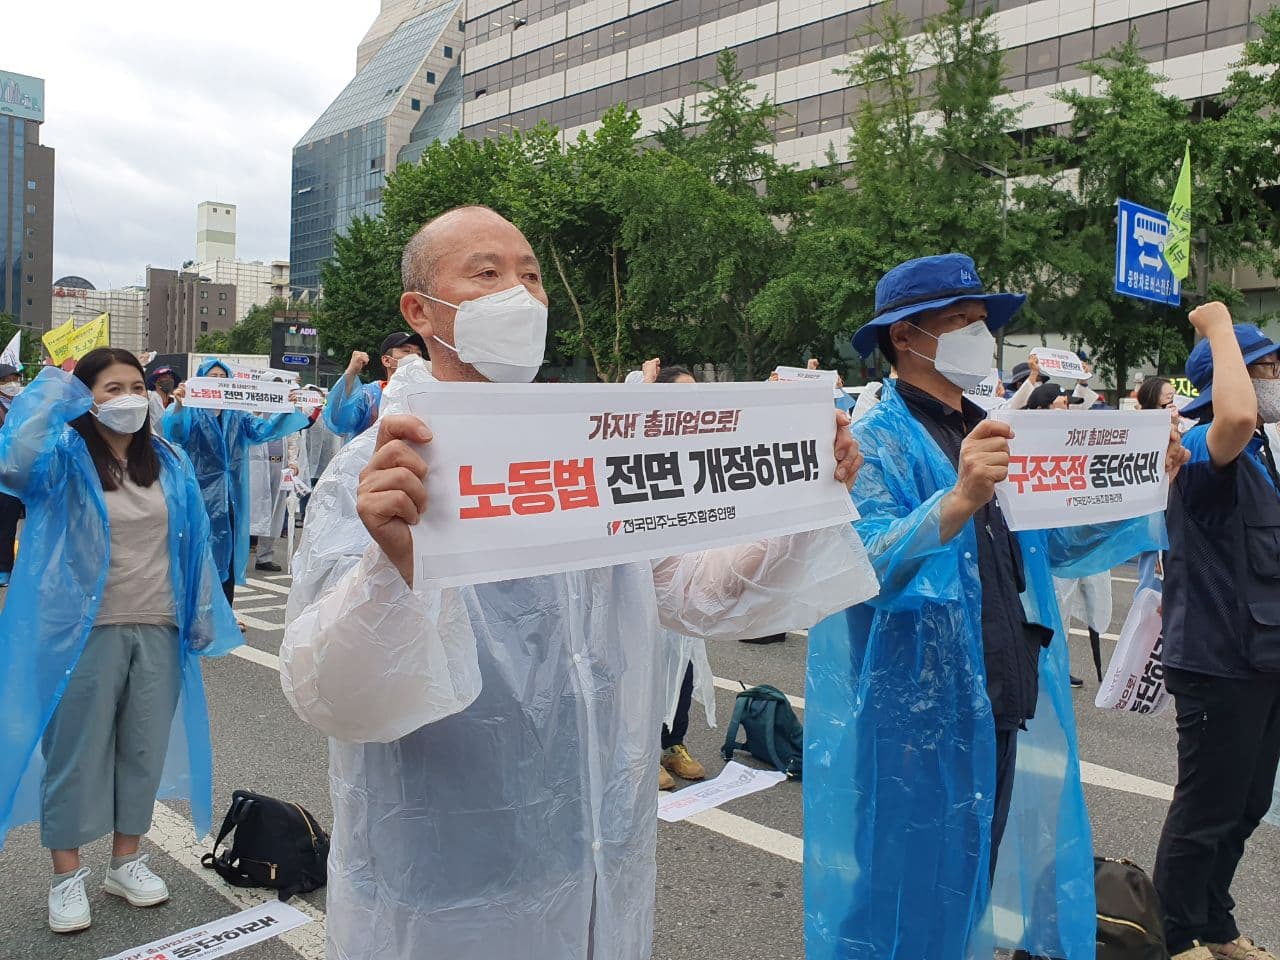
659, 631, 715, 731
248, 438, 283, 537
281, 360, 878, 960
1054, 569, 1114, 634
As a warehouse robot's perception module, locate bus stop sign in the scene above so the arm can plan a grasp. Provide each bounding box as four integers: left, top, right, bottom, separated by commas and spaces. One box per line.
1115, 198, 1181, 306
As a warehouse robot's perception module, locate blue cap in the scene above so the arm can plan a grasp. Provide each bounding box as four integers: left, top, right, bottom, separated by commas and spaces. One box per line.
851, 253, 1027, 358
1181, 323, 1279, 416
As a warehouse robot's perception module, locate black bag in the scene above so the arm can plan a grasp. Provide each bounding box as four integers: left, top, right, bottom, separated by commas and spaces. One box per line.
720, 684, 804, 779
1094, 856, 1169, 960
201, 790, 329, 901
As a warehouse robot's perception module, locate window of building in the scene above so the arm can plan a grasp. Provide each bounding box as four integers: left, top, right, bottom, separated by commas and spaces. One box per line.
26, 298, 32, 307
444, 45, 453, 59
427, 71, 436, 84
219, 291, 227, 300
212, 207, 218, 212
26, 251, 33, 259
200, 306, 208, 315
218, 307, 227, 316
26, 179, 35, 190
201, 290, 208, 298
200, 321, 209, 332
25, 274, 32, 283
411, 97, 422, 111
25, 203, 35, 214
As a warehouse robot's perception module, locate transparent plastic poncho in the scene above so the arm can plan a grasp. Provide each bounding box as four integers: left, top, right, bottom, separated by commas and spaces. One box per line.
281, 358, 878, 960
0, 367, 242, 845
804, 380, 1166, 960
162, 358, 311, 585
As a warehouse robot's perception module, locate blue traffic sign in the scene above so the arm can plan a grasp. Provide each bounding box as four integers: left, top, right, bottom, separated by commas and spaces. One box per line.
1115, 199, 1181, 306
282, 354, 312, 367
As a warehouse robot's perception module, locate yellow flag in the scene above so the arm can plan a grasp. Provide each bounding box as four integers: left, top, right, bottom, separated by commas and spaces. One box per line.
68, 313, 111, 360
1163, 141, 1192, 281
41, 317, 77, 364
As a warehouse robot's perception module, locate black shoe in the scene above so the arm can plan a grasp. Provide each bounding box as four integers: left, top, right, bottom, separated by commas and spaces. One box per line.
255, 561, 283, 572
1069, 675, 1084, 689
739, 633, 787, 645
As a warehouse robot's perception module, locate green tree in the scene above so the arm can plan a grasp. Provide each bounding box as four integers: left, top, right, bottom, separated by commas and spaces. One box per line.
194, 297, 299, 356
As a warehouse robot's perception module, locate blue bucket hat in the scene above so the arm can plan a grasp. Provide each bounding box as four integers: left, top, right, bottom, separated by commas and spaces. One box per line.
852, 253, 1027, 358
1181, 323, 1279, 416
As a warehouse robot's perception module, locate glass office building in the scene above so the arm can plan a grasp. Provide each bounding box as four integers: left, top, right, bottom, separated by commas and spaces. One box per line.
290, 1, 466, 296
0, 69, 54, 333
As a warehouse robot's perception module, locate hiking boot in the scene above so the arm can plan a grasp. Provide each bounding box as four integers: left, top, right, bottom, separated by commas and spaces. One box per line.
1171, 946, 1217, 960
104, 854, 169, 907
662, 744, 706, 781
658, 765, 676, 791
48, 868, 92, 933
255, 561, 283, 572
1206, 937, 1279, 960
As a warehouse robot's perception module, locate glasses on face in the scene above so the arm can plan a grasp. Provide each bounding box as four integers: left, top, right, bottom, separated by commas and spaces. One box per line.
1250, 360, 1280, 380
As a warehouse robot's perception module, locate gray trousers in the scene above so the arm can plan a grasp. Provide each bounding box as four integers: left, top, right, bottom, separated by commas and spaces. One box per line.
41, 623, 182, 850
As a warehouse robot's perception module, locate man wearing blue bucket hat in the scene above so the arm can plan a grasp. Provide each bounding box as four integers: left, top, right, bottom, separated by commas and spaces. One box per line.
1153, 304, 1280, 960
804, 254, 1186, 960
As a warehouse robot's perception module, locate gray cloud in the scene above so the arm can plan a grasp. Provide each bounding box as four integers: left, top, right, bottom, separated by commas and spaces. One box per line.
1, 0, 376, 289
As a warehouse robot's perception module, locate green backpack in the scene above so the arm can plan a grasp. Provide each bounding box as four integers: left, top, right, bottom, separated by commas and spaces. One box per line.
720, 684, 804, 780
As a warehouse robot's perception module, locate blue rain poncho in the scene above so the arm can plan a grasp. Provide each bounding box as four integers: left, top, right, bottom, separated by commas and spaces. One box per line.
805, 380, 1166, 960
163, 358, 311, 585
323, 377, 382, 438
0, 366, 242, 845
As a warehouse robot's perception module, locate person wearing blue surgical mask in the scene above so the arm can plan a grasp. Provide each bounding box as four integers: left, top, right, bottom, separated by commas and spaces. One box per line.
0, 347, 239, 935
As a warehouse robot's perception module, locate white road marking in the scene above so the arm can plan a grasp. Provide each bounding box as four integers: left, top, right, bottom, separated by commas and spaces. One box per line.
1112, 576, 1140, 585
236, 612, 284, 632
264, 574, 293, 582
245, 578, 292, 596
1080, 761, 1174, 802
232, 592, 269, 603
677, 807, 803, 863
232, 645, 282, 670
147, 802, 326, 960
713, 676, 806, 711
235, 605, 286, 616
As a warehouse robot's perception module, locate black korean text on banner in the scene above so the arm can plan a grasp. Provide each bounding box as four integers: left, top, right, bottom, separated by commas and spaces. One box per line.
403, 382, 858, 589
990, 410, 1172, 530
182, 376, 296, 414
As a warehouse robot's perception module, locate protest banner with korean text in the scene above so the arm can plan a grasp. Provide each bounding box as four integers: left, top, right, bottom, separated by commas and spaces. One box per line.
989, 409, 1172, 530
1030, 347, 1090, 380
182, 377, 296, 414
98, 901, 310, 960
402, 381, 859, 589
774, 365, 843, 398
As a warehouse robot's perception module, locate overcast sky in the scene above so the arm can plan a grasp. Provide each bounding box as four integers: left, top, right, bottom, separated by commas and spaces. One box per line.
2, 1, 376, 289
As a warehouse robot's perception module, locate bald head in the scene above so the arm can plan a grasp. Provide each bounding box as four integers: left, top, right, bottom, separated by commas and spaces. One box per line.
401, 205, 513, 295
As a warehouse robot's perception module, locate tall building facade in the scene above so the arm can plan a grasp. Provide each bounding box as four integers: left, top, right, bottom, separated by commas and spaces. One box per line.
196, 200, 237, 262
193, 258, 290, 323
289, 0, 467, 296
50, 277, 149, 355
460, 0, 1268, 169
1, 69, 54, 334
145, 267, 237, 355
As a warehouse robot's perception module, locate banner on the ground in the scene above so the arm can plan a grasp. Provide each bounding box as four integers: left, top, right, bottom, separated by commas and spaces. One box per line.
774, 365, 843, 398
97, 900, 311, 960
657, 761, 787, 823
183, 376, 296, 414
989, 409, 1172, 530
402, 381, 858, 589
1030, 347, 1090, 380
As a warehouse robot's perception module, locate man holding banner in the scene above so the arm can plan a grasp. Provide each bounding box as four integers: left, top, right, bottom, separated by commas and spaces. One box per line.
1154, 306, 1280, 960
163, 359, 315, 611
804, 253, 1186, 960
281, 205, 878, 960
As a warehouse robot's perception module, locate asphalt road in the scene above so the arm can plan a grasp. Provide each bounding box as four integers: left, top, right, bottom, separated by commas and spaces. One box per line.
1, 546, 1277, 960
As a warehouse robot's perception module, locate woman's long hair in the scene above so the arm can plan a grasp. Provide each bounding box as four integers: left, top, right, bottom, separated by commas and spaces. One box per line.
1136, 376, 1172, 411
70, 347, 161, 491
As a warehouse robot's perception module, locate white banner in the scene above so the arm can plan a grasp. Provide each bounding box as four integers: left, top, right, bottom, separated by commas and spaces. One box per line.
1030, 347, 1090, 380
989, 410, 1171, 530
774, 365, 843, 398
1095, 585, 1171, 716
0, 330, 20, 368
227, 362, 300, 384
658, 760, 788, 822
98, 901, 311, 960
403, 381, 858, 589
184, 377, 296, 414
964, 369, 1003, 411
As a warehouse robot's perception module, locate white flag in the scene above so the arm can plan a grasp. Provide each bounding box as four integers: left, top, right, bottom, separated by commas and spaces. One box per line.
0, 330, 19, 369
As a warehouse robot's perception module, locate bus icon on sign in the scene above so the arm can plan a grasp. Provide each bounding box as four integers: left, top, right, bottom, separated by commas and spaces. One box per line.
1132, 212, 1168, 251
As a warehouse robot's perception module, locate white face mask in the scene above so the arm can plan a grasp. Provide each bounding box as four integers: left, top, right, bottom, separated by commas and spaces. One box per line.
93, 394, 150, 435
909, 320, 996, 391
1255, 378, 1280, 424
0, 382, 20, 398
415, 285, 547, 383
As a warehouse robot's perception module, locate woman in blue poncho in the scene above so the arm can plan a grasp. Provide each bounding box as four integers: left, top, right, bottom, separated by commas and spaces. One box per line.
0, 348, 241, 935
164, 358, 313, 608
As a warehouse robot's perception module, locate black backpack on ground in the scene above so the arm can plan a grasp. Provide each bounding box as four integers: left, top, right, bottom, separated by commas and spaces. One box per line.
719, 683, 804, 779
201, 790, 329, 901
1012, 856, 1168, 960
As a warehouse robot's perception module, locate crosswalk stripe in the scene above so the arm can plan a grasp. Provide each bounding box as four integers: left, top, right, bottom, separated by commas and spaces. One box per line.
235, 605, 285, 615
236, 612, 284, 632
245, 578, 292, 596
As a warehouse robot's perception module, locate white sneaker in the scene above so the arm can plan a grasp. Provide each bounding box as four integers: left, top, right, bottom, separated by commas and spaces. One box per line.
103, 853, 169, 907
48, 867, 92, 933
